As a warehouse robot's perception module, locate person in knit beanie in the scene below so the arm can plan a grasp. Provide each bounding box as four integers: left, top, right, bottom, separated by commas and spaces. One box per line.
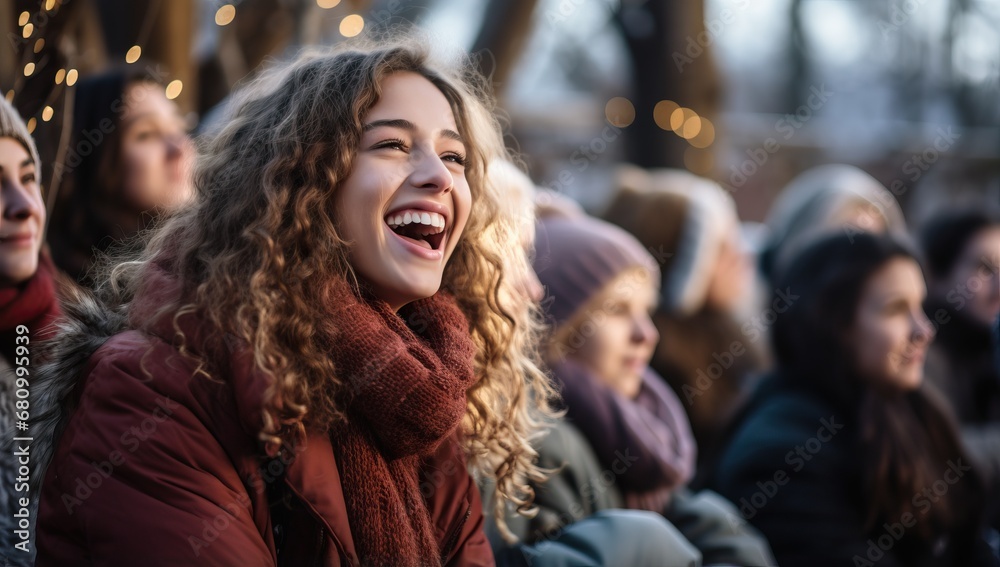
603, 165, 767, 486
482, 161, 711, 567
533, 214, 776, 566
0, 96, 61, 566
759, 164, 906, 285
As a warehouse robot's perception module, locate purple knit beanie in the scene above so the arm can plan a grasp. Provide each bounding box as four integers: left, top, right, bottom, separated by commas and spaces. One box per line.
533, 215, 661, 328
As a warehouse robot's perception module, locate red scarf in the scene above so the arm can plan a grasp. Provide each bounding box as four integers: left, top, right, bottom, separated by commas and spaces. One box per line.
320, 284, 476, 567
0, 253, 61, 364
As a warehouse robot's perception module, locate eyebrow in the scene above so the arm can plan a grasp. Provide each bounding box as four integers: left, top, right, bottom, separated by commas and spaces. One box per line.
363, 118, 464, 143
122, 111, 186, 129
0, 158, 34, 173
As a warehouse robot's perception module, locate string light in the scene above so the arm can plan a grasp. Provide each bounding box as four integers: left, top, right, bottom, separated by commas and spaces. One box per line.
22, 23, 33, 38
26, 118, 36, 134
23, 63, 35, 77
688, 118, 716, 149
66, 69, 78, 86
605, 97, 636, 128
18, 12, 29, 26
215, 4, 236, 26
680, 115, 702, 139
4, 91, 14, 103
33, 38, 44, 53
45, 0, 56, 10
669, 107, 696, 132
41, 106, 53, 121
54, 68, 65, 84
126, 45, 141, 64
165, 80, 183, 100
340, 14, 364, 37
318, 0, 341, 8
653, 100, 679, 131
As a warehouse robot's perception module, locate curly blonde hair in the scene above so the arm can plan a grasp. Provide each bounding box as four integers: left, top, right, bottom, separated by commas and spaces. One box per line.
96, 38, 556, 539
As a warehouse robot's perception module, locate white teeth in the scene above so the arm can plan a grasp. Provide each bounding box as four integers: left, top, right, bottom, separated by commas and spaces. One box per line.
386, 210, 447, 232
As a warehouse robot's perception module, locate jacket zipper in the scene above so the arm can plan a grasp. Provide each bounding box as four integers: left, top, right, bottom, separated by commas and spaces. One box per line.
440, 504, 472, 565
313, 524, 326, 565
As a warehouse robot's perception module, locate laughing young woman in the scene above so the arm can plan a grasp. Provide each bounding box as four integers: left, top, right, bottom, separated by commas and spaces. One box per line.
30, 41, 553, 566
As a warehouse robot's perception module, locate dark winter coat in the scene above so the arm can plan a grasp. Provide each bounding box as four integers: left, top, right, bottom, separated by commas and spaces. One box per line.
713, 374, 999, 567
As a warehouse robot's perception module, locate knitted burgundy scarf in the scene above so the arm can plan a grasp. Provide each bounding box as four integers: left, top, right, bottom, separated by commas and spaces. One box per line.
320, 283, 477, 567
0, 253, 60, 364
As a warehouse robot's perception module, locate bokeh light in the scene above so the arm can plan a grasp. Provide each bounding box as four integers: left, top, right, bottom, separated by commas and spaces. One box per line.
653, 100, 680, 131
126, 45, 141, 64
165, 80, 184, 100
215, 5, 236, 26
340, 14, 364, 37
605, 97, 636, 128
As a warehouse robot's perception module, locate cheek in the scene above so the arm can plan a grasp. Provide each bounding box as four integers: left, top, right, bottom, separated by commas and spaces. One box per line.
590, 319, 631, 360
339, 167, 393, 232
855, 319, 907, 376
452, 183, 473, 234
122, 144, 162, 182
30, 189, 45, 227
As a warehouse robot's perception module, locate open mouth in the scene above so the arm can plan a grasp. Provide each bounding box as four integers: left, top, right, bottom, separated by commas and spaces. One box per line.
385, 209, 447, 251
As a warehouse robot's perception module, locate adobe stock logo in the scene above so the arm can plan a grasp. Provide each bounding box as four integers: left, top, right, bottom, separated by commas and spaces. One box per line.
734, 416, 843, 521
852, 459, 973, 566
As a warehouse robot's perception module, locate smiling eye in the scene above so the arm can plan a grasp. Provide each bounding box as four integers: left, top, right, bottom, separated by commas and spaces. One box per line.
374, 138, 409, 152
442, 152, 466, 166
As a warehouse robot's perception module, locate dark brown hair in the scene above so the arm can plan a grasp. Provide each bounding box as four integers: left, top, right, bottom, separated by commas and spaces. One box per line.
772, 232, 984, 547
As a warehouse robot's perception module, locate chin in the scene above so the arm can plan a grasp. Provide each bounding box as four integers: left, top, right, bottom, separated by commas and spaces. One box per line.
895, 370, 923, 391
380, 276, 443, 307
0, 261, 37, 286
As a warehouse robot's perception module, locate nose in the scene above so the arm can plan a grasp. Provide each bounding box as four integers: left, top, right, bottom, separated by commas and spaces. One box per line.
409, 148, 454, 194
912, 309, 935, 344
630, 312, 659, 346
165, 133, 191, 161
987, 262, 1000, 299
3, 176, 40, 222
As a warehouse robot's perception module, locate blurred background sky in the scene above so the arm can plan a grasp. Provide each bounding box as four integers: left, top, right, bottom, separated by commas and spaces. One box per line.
2, 0, 998, 225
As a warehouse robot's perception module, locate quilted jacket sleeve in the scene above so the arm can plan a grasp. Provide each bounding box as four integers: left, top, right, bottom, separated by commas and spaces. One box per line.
34, 334, 274, 567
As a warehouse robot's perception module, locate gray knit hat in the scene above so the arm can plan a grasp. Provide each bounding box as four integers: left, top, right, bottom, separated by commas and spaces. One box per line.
533, 215, 661, 328
0, 97, 40, 172
605, 165, 739, 316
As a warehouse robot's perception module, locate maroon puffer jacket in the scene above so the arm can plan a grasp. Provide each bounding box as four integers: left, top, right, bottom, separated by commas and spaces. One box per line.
30, 282, 493, 566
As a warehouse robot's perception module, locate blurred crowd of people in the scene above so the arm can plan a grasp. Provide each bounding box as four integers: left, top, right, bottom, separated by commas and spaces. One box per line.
0, 36, 998, 567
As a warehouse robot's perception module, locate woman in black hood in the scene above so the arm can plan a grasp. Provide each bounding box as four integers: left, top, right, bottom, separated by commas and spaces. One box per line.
48, 68, 193, 282
920, 207, 1000, 526
713, 231, 998, 567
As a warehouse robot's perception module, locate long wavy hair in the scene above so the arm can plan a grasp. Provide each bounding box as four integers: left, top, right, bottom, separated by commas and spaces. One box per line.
92, 39, 554, 539
771, 232, 984, 553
